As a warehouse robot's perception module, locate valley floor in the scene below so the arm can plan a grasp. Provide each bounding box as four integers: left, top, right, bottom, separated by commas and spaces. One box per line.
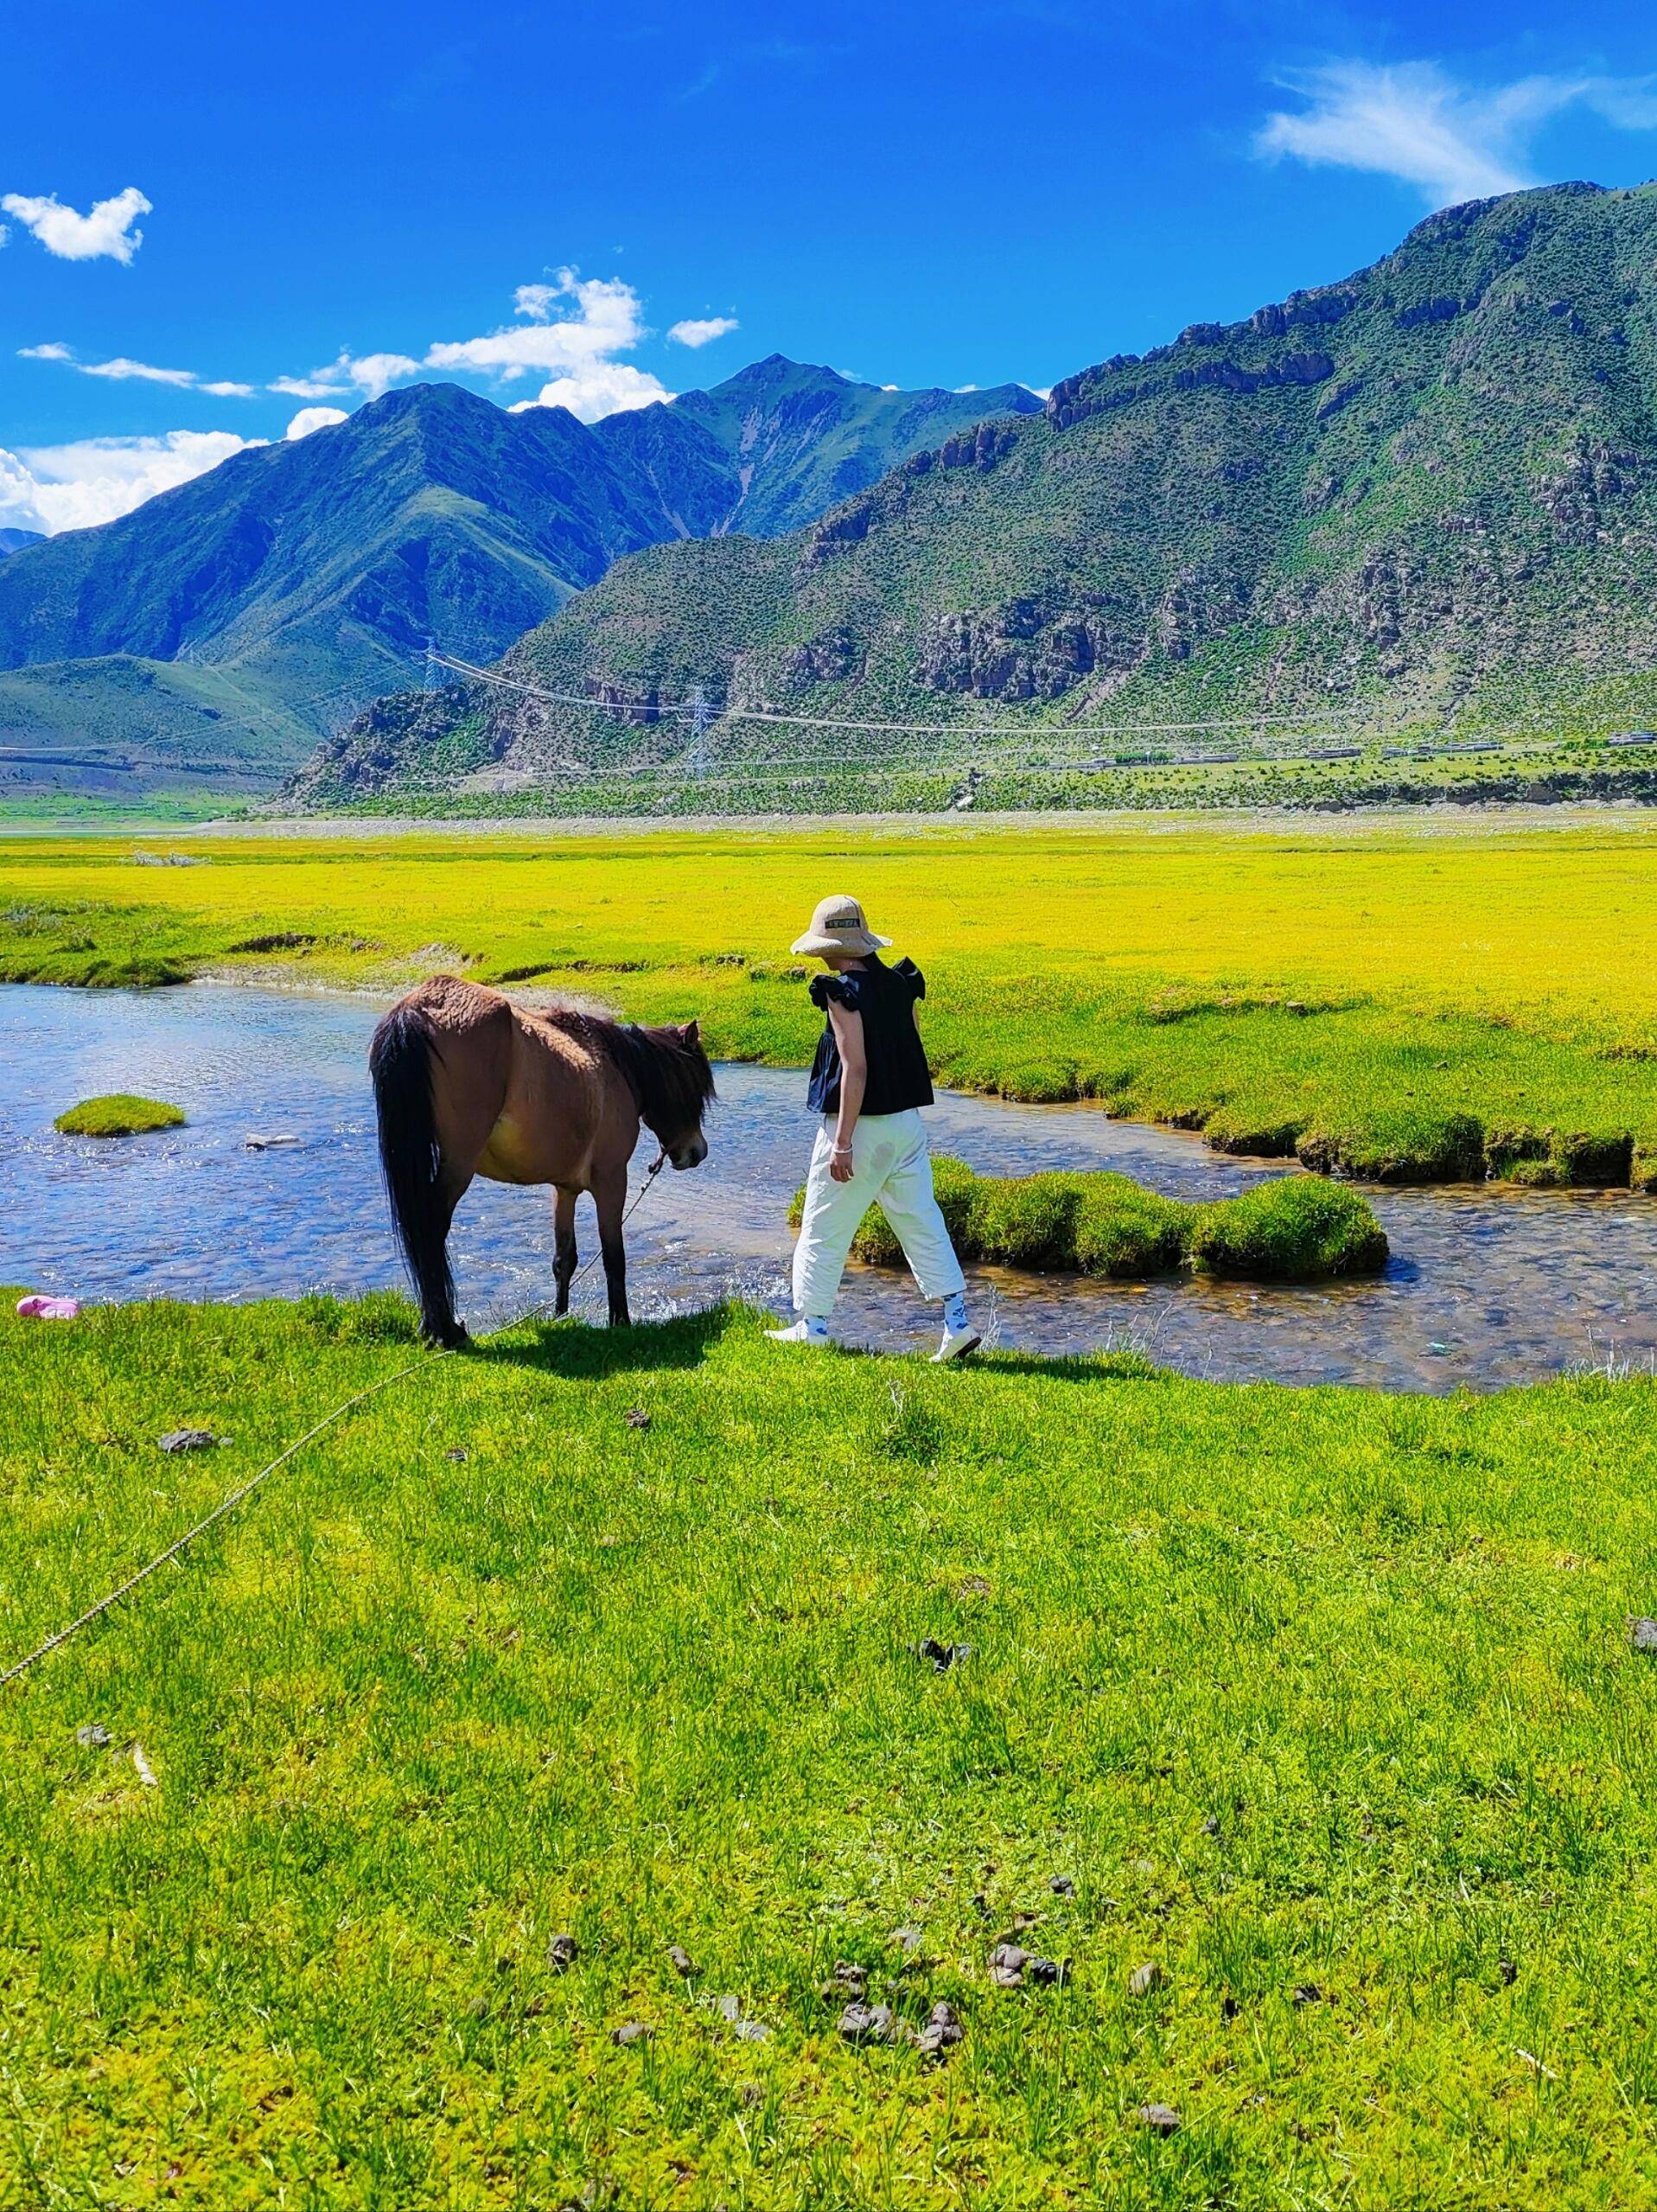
6, 1295, 1657, 2209
6, 813, 1657, 1184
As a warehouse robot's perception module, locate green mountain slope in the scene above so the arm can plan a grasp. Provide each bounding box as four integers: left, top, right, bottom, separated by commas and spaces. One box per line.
660, 354, 1042, 535
0, 366, 1036, 808
0, 528, 43, 561
299, 182, 1657, 812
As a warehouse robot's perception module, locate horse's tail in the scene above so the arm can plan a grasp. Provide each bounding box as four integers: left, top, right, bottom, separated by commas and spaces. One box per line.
369, 1001, 457, 1343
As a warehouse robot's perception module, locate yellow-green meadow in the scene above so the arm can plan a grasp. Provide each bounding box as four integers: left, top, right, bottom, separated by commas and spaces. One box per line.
7, 812, 1657, 1181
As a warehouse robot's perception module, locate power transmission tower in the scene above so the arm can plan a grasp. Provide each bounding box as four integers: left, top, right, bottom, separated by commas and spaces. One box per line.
423, 638, 438, 691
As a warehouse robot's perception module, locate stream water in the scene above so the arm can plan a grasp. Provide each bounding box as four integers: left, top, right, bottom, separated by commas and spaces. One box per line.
4, 980, 1654, 1392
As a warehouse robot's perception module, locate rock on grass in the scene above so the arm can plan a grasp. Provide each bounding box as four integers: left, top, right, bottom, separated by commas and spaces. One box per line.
54, 1093, 186, 1138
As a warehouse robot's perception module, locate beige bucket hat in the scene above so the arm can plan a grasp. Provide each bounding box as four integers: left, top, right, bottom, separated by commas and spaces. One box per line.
790, 893, 892, 959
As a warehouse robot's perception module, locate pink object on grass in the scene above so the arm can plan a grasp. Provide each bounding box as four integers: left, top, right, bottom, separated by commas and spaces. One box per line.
16, 1295, 81, 1320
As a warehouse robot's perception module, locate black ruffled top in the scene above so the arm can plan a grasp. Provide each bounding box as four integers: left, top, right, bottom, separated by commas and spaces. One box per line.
806, 955, 934, 1117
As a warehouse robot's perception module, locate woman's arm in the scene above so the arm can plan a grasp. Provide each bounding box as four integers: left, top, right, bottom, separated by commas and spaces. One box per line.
826, 999, 866, 1182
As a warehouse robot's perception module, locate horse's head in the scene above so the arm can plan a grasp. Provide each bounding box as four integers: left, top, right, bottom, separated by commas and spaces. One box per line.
634, 1017, 714, 1170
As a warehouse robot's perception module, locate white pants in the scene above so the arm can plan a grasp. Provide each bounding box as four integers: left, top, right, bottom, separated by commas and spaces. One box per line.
793, 1109, 967, 1316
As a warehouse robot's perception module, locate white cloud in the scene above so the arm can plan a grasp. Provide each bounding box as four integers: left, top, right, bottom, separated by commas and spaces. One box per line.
0, 430, 262, 535
667, 315, 739, 348
1254, 61, 1657, 209
1, 185, 151, 263
338, 350, 423, 396
269, 266, 716, 425
21, 341, 252, 397
508, 363, 673, 422
427, 270, 649, 381
269, 372, 349, 399
285, 405, 349, 440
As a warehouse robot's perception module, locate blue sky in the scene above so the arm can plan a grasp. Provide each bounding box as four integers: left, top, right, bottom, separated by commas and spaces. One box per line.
4, 0, 1656, 532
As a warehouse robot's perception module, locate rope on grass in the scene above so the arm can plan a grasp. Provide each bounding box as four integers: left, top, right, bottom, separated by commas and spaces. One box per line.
0, 1154, 667, 1693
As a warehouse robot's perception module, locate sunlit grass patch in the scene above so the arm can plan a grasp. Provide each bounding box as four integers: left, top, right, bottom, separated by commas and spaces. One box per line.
5, 1295, 1657, 2202
9, 816, 1657, 1180
53, 1092, 186, 1137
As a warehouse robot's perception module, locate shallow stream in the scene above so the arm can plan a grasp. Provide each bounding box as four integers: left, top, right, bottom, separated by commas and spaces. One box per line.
4, 981, 1654, 1392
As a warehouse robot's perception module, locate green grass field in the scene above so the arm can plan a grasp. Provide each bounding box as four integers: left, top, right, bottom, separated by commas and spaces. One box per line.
6, 1295, 1657, 2209
7, 815, 1657, 1182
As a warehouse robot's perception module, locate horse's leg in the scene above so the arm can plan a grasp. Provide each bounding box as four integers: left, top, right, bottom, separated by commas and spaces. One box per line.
592, 1167, 630, 1328
426, 1162, 476, 1347
552, 1184, 579, 1317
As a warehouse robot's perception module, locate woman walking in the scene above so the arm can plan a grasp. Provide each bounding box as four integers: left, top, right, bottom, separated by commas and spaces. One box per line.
768, 894, 980, 1361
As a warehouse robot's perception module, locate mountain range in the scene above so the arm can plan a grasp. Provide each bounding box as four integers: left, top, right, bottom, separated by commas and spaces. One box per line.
0, 360, 1038, 802
300, 180, 1657, 811
0, 529, 43, 561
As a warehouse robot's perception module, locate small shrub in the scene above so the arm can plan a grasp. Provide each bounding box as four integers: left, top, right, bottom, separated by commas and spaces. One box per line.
1190, 1176, 1389, 1280
54, 1093, 186, 1138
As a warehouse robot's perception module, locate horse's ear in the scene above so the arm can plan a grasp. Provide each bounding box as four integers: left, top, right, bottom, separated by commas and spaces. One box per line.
682, 1018, 701, 1048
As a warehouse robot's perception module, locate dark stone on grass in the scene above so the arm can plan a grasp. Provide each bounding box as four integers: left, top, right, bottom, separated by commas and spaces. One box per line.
610, 2021, 652, 2046
838, 2000, 895, 2043
913, 1637, 972, 1672
547, 1932, 579, 1970
157, 1428, 219, 1454
990, 1941, 1029, 1988
891, 1925, 924, 1951
1221, 1994, 1240, 2021
1500, 1958, 1518, 1986
444, 1447, 468, 1463
666, 1944, 696, 1976
1135, 2102, 1182, 2135
1291, 1983, 1323, 2006
1629, 1616, 1657, 1652
1129, 1961, 1163, 1998
916, 2000, 965, 2059
1027, 1956, 1068, 1986
1049, 1874, 1075, 1896
732, 2018, 771, 2042
625, 1408, 651, 1431
75, 1723, 111, 1748
1201, 1815, 1222, 1839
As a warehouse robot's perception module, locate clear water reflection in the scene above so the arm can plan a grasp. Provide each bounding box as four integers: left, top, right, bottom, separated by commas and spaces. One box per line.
5, 981, 1655, 1393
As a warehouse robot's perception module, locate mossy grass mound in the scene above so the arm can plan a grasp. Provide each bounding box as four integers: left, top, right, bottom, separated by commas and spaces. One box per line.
793, 1156, 1387, 1282
53, 1093, 186, 1138
1189, 1173, 1390, 1279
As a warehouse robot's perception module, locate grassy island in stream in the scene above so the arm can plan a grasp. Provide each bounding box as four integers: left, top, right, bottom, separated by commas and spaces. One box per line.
8, 816, 1657, 1184
53, 1092, 186, 1138
796, 1157, 1390, 1280
5, 1293, 1657, 2207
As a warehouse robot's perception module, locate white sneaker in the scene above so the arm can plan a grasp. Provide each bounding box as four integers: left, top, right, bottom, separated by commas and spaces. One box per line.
932, 1325, 982, 1363
767, 1319, 831, 1347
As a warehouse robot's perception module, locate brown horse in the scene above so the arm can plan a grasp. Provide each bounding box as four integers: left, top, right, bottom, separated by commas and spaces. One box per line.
368, 974, 714, 1345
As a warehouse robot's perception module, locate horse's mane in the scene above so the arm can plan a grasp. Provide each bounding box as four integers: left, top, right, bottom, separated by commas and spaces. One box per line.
547, 1007, 715, 1132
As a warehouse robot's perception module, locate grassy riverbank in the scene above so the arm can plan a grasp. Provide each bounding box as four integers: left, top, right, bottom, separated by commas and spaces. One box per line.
4, 1294, 1657, 2207
6, 816, 1657, 1182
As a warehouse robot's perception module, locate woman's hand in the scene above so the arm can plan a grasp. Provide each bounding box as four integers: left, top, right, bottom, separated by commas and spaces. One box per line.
829, 1142, 856, 1183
